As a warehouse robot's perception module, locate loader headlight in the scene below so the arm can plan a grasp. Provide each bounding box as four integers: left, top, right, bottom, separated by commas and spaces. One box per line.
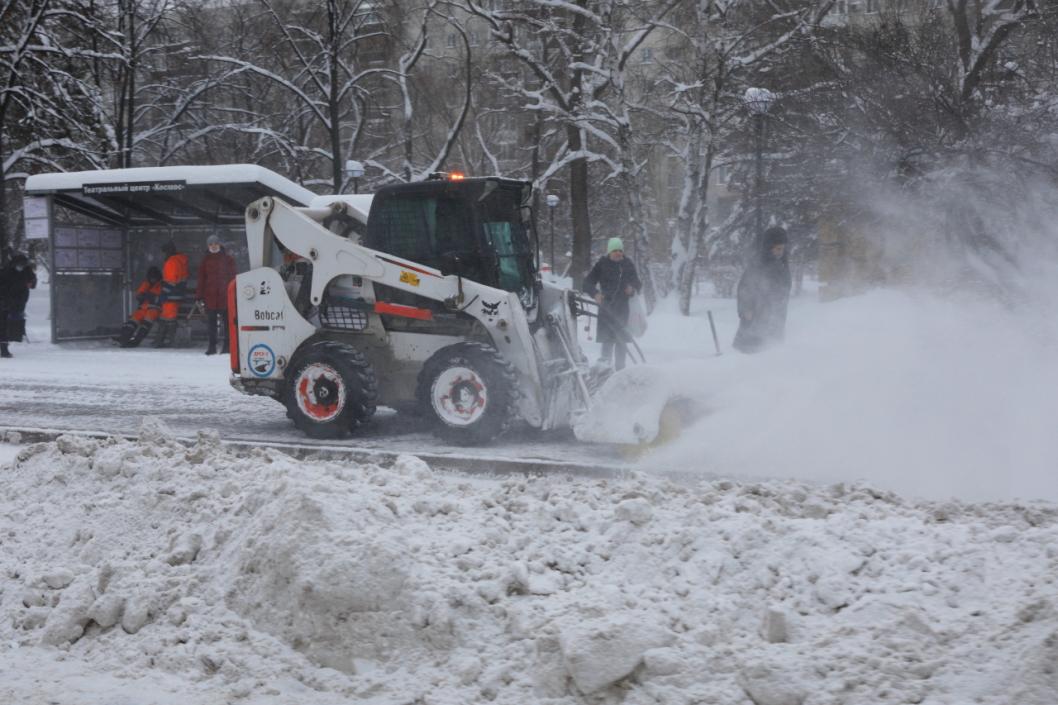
242, 285, 256, 300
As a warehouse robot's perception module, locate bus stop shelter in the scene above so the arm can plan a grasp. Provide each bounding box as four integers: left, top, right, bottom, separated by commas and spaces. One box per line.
23, 165, 316, 343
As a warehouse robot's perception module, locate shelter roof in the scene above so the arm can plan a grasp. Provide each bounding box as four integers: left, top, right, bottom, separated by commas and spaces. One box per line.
24, 164, 316, 227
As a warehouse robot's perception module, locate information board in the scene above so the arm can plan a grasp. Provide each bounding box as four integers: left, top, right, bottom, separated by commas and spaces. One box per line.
23, 196, 50, 240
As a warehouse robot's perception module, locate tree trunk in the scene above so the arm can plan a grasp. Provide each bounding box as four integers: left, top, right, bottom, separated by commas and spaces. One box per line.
568, 127, 592, 287
327, 0, 342, 193
567, 6, 592, 288
125, 1, 136, 168
530, 111, 542, 265
625, 175, 656, 310
0, 126, 7, 265
677, 140, 714, 315
615, 117, 656, 310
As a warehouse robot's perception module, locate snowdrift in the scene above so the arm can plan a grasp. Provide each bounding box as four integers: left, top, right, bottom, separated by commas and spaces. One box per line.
2, 424, 1057, 704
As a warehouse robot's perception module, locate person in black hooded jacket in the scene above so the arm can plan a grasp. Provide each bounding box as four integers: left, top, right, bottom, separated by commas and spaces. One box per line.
0, 254, 36, 358
733, 227, 791, 354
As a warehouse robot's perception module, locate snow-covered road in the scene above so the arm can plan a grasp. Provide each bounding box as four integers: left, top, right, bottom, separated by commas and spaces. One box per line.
0, 344, 624, 467
0, 284, 734, 469
6, 280, 1058, 502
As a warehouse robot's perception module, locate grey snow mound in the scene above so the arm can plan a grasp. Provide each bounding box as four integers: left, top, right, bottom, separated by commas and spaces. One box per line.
1, 437, 1057, 704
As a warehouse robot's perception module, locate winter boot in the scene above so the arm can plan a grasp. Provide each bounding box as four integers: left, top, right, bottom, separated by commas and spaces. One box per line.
114, 321, 138, 346
125, 322, 152, 348
152, 320, 175, 348
205, 346, 216, 356
0, 343, 11, 358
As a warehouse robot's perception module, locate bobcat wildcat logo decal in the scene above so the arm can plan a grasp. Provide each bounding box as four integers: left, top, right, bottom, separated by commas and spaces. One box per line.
247, 343, 276, 377
481, 300, 500, 317
259, 281, 272, 296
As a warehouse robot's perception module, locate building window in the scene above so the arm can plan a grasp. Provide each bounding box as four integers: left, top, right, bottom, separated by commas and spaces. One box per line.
641, 47, 654, 64
446, 33, 457, 49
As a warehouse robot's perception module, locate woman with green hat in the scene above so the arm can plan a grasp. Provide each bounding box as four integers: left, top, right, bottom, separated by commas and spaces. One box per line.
583, 237, 641, 370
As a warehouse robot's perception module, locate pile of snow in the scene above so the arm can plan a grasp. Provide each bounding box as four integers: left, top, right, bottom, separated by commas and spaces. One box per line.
637, 288, 1058, 503
2, 422, 1057, 704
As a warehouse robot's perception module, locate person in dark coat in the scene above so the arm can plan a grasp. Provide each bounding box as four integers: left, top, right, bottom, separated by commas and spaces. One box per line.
195, 234, 237, 355
0, 254, 37, 358
583, 237, 641, 370
733, 226, 792, 354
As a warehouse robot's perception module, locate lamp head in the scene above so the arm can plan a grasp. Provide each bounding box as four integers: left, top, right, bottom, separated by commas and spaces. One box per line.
743, 87, 776, 116
343, 159, 365, 179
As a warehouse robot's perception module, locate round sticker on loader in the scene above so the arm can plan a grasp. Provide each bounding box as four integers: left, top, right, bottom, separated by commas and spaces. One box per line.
247, 343, 276, 378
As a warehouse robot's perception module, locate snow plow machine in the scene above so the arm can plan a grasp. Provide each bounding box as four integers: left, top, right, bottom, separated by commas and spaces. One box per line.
229, 174, 678, 445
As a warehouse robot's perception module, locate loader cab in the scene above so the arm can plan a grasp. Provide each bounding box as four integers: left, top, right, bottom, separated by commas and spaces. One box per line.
365, 176, 537, 308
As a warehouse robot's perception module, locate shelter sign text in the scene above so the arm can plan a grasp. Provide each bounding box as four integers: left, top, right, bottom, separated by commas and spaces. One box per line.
82, 180, 186, 196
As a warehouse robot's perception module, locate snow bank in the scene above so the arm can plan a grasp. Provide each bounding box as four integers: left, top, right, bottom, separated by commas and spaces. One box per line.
2, 424, 1057, 704
641, 288, 1058, 503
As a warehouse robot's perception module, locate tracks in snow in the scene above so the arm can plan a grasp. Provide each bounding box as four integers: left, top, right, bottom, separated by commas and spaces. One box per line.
0, 425, 642, 480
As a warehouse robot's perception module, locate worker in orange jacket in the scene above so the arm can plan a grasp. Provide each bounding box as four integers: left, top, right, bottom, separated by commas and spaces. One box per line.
113, 266, 162, 347
153, 241, 190, 348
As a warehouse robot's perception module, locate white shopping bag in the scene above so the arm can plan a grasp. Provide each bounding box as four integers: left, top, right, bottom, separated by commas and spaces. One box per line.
627, 293, 648, 338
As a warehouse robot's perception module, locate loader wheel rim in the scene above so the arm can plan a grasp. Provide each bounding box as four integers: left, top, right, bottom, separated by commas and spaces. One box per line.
295, 362, 347, 422
432, 366, 488, 426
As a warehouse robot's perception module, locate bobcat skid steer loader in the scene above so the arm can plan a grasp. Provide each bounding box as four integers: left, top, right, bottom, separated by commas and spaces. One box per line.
228, 174, 669, 445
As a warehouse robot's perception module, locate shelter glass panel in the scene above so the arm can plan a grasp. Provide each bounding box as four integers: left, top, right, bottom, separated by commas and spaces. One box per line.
52, 272, 125, 340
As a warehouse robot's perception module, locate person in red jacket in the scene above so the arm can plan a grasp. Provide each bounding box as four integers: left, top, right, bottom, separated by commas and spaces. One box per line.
195, 234, 237, 355
153, 241, 190, 348
114, 266, 162, 347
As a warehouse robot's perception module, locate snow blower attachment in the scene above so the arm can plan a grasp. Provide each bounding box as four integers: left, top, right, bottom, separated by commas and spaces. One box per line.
228, 176, 680, 445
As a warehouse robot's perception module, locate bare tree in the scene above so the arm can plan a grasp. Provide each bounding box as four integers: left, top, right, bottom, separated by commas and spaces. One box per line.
0, 0, 121, 258
198, 0, 398, 193
949, 0, 1038, 106
657, 0, 834, 314
464, 0, 681, 286
389, 4, 473, 182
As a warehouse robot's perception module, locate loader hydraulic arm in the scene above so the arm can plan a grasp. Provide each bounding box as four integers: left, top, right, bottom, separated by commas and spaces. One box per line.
244, 196, 546, 425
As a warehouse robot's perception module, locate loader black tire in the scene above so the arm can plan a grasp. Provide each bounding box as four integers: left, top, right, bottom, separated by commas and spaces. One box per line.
284, 339, 378, 439
416, 342, 518, 446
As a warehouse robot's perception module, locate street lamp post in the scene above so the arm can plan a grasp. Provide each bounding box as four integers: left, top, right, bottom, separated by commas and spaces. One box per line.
343, 159, 365, 194
546, 193, 559, 270
742, 87, 776, 239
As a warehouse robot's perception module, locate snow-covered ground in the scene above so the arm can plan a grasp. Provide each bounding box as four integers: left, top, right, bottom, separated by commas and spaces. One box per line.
3, 277, 1058, 500
0, 442, 20, 466
4, 274, 1058, 704
1, 426, 1056, 705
